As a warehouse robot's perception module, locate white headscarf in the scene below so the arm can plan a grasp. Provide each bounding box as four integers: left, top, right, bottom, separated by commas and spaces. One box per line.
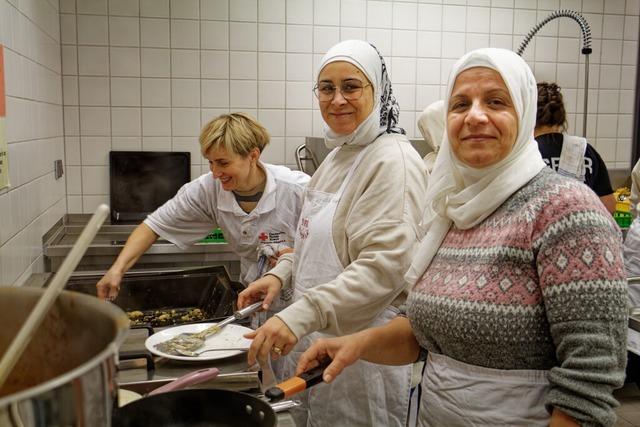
405, 48, 547, 285
317, 40, 404, 149
417, 100, 446, 172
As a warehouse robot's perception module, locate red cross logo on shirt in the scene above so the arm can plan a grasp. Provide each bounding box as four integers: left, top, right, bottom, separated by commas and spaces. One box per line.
259, 232, 268, 241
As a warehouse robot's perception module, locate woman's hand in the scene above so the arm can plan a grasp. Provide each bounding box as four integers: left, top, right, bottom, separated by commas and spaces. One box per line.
96, 268, 123, 301
549, 408, 580, 427
296, 333, 366, 383
244, 316, 298, 365
237, 275, 283, 311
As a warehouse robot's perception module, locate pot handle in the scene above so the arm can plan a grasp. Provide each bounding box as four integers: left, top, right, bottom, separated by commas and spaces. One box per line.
148, 367, 220, 396
265, 359, 331, 402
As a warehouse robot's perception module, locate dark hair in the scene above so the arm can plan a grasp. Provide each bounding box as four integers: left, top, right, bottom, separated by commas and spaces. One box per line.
536, 82, 567, 131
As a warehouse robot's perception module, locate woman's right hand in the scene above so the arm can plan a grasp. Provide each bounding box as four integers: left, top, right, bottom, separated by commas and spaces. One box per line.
237, 275, 283, 311
296, 333, 366, 383
96, 268, 123, 301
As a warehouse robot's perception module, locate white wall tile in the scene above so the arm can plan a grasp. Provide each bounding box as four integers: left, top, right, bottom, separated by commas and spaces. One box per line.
340, 27, 366, 41
466, 7, 490, 33
393, 2, 418, 30
368, 1, 392, 29
557, 38, 580, 63
110, 47, 141, 76
627, 0, 640, 15
201, 51, 229, 78
141, 18, 170, 48
113, 136, 142, 150
417, 58, 441, 84
624, 16, 639, 41
229, 51, 257, 79
258, 109, 285, 136
112, 107, 142, 136
110, 17, 140, 47
286, 81, 312, 109
441, 32, 465, 59
142, 78, 171, 106
141, 0, 169, 17
286, 0, 312, 25
77, 0, 107, 14
259, 81, 286, 108
62, 45, 78, 75
171, 19, 200, 49
65, 136, 81, 165
230, 80, 258, 108
66, 166, 82, 194
80, 106, 111, 135
172, 79, 200, 107
622, 41, 638, 65
600, 39, 623, 64
259, 23, 285, 51
492, 9, 517, 37
285, 110, 312, 136
62, 76, 78, 105
111, 78, 141, 106
604, 0, 625, 14
259, 0, 285, 23
64, 106, 80, 135
583, 0, 603, 13
230, 0, 258, 22
339, 1, 365, 28
466, 33, 489, 52
60, 14, 76, 44
172, 108, 200, 135
82, 166, 109, 194
201, 0, 228, 20
77, 15, 108, 46
556, 63, 579, 88
170, 0, 199, 19
78, 46, 109, 76
535, 36, 557, 62
79, 76, 109, 105
287, 25, 313, 53
314, 26, 341, 54
286, 53, 312, 81
442, 5, 466, 32
259, 52, 286, 79
201, 21, 228, 49
602, 15, 624, 40
228, 22, 257, 51
172, 49, 200, 78
143, 136, 172, 150
110, 0, 139, 16
80, 136, 110, 165
142, 108, 171, 135
418, 4, 442, 32
392, 30, 417, 57
141, 48, 171, 77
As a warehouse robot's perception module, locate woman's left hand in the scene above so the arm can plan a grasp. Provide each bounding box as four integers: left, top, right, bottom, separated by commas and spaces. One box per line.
244, 316, 298, 365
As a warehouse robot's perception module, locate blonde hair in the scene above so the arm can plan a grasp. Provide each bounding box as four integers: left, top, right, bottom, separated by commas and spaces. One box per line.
199, 113, 270, 157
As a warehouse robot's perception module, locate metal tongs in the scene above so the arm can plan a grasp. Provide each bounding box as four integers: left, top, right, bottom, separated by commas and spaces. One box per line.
154, 301, 263, 356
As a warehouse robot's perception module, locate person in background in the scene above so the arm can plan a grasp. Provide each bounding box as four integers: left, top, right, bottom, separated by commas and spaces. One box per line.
535, 82, 616, 213
96, 113, 310, 335
622, 157, 640, 305
296, 48, 628, 427
630, 158, 640, 217
238, 40, 428, 426
417, 99, 445, 173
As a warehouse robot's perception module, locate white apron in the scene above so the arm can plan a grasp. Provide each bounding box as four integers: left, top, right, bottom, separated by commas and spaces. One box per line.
418, 352, 550, 427
285, 145, 412, 427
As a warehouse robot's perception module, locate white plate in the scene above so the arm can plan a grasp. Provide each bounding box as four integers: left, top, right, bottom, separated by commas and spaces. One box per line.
145, 323, 253, 361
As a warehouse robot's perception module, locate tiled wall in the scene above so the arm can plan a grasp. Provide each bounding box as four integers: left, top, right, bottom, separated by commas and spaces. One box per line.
0, 0, 65, 285
59, 0, 639, 213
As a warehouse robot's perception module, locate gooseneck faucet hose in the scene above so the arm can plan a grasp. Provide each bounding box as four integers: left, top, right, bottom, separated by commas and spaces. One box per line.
516, 10, 592, 137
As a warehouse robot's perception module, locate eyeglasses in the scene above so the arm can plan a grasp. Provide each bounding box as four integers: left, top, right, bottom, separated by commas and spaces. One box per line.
313, 79, 371, 102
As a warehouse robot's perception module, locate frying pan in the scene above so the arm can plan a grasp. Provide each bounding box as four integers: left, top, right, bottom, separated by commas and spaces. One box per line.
112, 389, 277, 427
112, 359, 330, 427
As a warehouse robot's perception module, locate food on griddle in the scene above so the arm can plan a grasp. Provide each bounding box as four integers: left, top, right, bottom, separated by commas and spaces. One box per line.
126, 307, 206, 327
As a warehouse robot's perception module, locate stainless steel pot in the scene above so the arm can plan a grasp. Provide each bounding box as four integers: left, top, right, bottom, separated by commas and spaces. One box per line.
0, 287, 129, 426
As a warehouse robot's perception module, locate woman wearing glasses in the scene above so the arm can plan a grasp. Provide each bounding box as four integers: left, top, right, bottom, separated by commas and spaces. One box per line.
238, 40, 427, 426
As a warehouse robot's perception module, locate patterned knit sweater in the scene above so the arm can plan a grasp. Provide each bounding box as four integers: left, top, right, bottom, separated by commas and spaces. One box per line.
407, 168, 628, 427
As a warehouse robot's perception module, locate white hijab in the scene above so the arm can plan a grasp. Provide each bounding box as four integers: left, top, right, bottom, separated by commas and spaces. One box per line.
317, 40, 404, 149
405, 48, 547, 285
417, 100, 446, 172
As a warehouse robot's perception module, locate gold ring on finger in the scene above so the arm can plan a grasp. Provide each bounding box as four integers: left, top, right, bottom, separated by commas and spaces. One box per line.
272, 346, 282, 355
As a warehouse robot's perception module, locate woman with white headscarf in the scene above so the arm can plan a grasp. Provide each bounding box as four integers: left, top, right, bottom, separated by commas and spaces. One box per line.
417, 99, 445, 173
296, 48, 628, 427
238, 40, 427, 426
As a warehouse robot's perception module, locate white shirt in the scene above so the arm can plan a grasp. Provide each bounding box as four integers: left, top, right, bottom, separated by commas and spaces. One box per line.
144, 162, 310, 285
